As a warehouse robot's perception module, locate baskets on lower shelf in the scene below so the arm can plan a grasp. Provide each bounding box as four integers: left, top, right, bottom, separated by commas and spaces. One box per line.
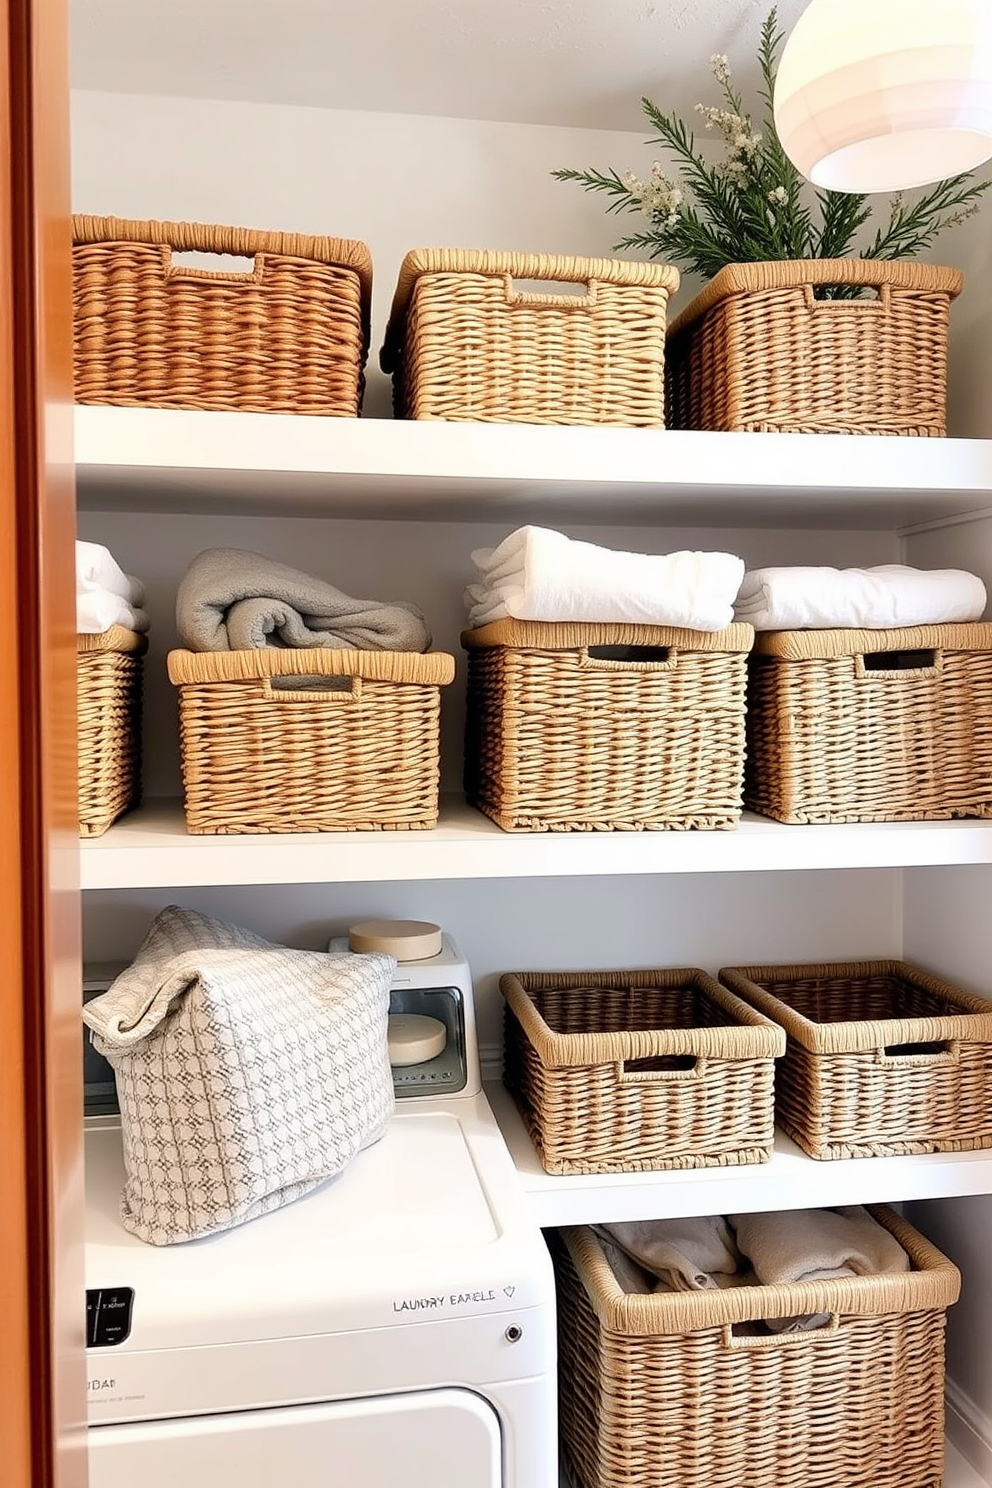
462, 619, 753, 832
167, 647, 455, 834
72, 215, 373, 416
77, 626, 146, 837
379, 248, 679, 426
744, 623, 992, 824
552, 1210, 960, 1488
664, 257, 962, 435
719, 960, 992, 1159
500, 968, 785, 1174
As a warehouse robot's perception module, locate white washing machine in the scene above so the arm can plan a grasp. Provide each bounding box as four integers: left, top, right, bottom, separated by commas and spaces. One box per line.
83, 934, 558, 1488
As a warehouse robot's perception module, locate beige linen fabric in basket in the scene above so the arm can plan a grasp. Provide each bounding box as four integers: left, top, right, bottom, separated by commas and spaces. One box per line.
82, 906, 396, 1245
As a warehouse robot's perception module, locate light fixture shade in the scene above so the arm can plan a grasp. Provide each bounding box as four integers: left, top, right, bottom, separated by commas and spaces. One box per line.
773, 0, 992, 193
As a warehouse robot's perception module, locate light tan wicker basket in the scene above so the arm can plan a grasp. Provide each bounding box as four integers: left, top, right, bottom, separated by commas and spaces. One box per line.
167, 647, 455, 834
745, 623, 992, 824
380, 248, 679, 425
719, 960, 992, 1160
462, 619, 753, 832
665, 257, 963, 435
73, 216, 373, 416
500, 968, 785, 1174
552, 1210, 960, 1488
78, 626, 146, 838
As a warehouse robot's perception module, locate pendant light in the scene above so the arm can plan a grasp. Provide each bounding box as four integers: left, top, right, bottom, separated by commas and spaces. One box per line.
773, 0, 992, 193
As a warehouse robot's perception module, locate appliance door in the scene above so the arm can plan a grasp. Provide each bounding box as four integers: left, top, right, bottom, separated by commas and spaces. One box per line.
88, 1387, 503, 1488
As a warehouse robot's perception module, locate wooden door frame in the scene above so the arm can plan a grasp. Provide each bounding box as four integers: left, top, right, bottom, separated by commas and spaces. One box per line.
0, 0, 86, 1483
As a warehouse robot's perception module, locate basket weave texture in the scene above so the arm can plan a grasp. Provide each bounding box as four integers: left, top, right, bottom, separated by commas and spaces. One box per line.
500, 968, 785, 1174
745, 623, 992, 824
77, 626, 146, 838
462, 619, 753, 832
167, 647, 455, 834
719, 960, 992, 1160
664, 258, 962, 435
552, 1210, 960, 1488
380, 248, 679, 426
72, 216, 373, 416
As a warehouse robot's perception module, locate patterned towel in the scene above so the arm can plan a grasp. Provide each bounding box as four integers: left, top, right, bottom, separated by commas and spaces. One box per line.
82, 906, 396, 1245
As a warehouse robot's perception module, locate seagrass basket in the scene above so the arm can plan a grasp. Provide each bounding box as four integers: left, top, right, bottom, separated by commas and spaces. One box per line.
78, 626, 146, 837
380, 248, 679, 425
665, 258, 963, 435
552, 1211, 960, 1488
167, 648, 455, 833
462, 619, 753, 831
500, 968, 785, 1174
745, 623, 992, 824
719, 960, 992, 1160
73, 216, 373, 415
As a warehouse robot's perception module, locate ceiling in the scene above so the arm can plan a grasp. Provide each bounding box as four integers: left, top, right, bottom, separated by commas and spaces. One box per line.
69, 0, 811, 131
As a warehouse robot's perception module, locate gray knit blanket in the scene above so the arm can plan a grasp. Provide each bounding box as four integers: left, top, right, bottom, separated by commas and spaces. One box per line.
176, 548, 431, 652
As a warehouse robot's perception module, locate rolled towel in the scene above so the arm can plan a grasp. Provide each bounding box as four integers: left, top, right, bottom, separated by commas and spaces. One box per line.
465, 525, 745, 631
595, 1216, 742, 1292
734, 564, 987, 631
76, 540, 146, 606
176, 548, 431, 653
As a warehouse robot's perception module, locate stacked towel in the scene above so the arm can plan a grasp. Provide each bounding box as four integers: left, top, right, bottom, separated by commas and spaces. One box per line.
76, 540, 149, 634
595, 1217, 741, 1292
734, 564, 987, 631
465, 526, 745, 631
176, 548, 431, 653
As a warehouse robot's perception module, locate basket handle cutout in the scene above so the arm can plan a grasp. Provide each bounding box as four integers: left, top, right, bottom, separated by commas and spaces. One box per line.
856, 649, 941, 679
618, 1054, 702, 1082
876, 1038, 957, 1066
167, 249, 260, 283
580, 645, 677, 672
263, 674, 362, 704
802, 282, 889, 309
723, 1314, 840, 1348
503, 274, 595, 310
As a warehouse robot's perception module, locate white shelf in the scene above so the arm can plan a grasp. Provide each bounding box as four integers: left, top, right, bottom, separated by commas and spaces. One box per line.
74, 406, 992, 531
486, 1083, 992, 1229
78, 798, 992, 890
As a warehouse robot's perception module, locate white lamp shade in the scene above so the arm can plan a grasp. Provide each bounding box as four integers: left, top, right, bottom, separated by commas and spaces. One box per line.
774, 0, 992, 192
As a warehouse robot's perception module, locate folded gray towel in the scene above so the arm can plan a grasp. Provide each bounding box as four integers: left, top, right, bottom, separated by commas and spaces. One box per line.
176, 548, 431, 653
595, 1217, 742, 1292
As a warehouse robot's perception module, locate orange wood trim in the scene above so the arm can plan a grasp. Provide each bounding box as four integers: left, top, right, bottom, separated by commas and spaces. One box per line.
0, 0, 85, 1483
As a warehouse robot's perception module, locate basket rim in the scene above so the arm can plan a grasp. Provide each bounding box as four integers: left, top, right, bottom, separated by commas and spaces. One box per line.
719, 959, 992, 1052
667, 256, 964, 340
77, 626, 148, 656
167, 647, 455, 687
558, 1205, 961, 1334
500, 968, 786, 1064
463, 619, 754, 653
752, 623, 992, 660
381, 247, 680, 371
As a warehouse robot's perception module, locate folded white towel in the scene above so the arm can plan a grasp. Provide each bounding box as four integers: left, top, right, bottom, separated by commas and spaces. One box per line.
734, 564, 987, 631
465, 526, 745, 632
76, 589, 150, 635
76, 540, 146, 606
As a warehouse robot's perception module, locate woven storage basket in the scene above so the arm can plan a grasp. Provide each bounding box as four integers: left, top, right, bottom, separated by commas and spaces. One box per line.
73, 216, 373, 415
665, 258, 962, 435
745, 623, 992, 824
462, 619, 753, 832
500, 968, 785, 1174
167, 647, 455, 834
552, 1210, 960, 1488
78, 626, 146, 837
719, 959, 992, 1160
380, 248, 679, 426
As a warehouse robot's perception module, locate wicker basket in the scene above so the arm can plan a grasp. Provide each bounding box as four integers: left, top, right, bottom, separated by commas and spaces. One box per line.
745, 623, 992, 824
665, 258, 963, 435
78, 626, 146, 837
552, 1210, 960, 1488
462, 619, 753, 832
500, 968, 785, 1174
73, 216, 373, 415
380, 248, 679, 425
167, 647, 455, 833
719, 960, 992, 1160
